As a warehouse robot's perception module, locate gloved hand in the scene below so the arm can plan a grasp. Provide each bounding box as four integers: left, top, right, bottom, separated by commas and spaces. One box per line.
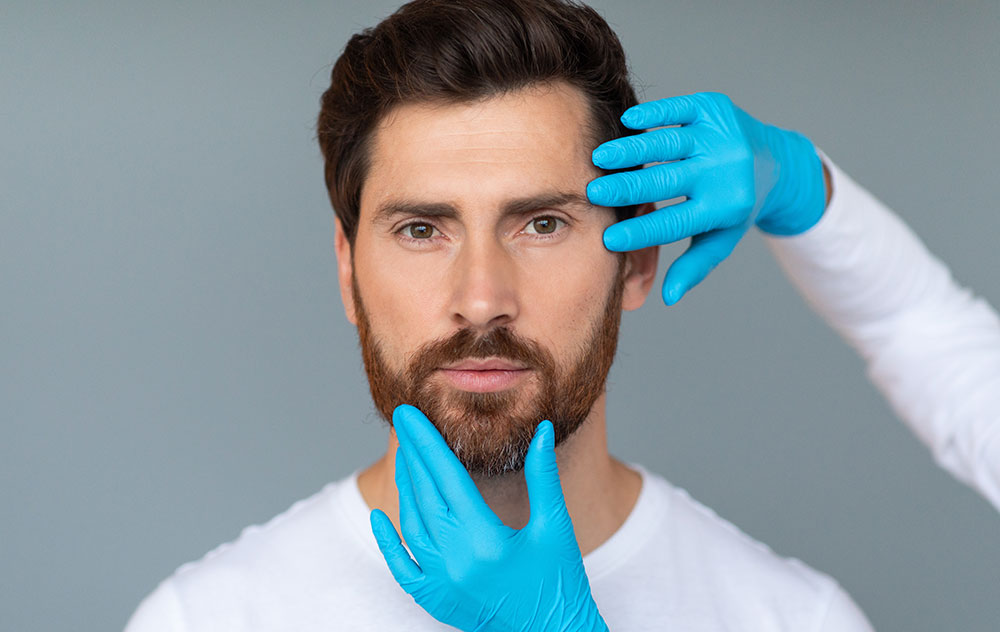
587, 91, 827, 305
370, 404, 609, 632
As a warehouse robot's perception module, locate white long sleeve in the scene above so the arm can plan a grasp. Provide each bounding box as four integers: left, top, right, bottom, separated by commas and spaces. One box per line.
762, 151, 1000, 512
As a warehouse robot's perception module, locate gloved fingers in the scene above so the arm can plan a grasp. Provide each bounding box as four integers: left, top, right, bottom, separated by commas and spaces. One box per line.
591, 126, 700, 170
524, 420, 572, 529
393, 407, 450, 528
603, 198, 722, 252
620, 93, 701, 130
661, 224, 746, 305
393, 404, 495, 525
587, 160, 696, 208
370, 508, 425, 590
394, 449, 434, 556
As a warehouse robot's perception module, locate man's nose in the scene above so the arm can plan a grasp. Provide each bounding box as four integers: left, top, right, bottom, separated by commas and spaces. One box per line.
447, 235, 519, 331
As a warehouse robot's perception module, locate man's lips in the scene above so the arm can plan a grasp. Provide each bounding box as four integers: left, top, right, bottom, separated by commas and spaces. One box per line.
438, 358, 530, 392
440, 358, 528, 371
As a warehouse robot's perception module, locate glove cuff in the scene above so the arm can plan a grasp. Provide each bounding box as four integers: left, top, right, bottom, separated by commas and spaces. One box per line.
756, 126, 826, 236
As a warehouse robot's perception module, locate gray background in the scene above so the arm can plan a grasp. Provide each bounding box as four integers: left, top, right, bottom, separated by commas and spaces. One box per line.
2, 1, 998, 630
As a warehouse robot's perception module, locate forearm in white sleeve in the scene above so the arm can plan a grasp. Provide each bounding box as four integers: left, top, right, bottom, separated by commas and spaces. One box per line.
762, 151, 1000, 512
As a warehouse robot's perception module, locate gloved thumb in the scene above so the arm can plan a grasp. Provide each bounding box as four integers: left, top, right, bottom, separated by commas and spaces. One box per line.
524, 420, 572, 532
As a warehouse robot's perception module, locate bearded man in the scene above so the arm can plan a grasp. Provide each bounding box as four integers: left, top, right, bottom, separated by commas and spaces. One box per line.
125, 1, 873, 630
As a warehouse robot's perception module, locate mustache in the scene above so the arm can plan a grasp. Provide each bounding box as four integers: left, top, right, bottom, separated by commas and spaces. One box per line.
406, 326, 555, 384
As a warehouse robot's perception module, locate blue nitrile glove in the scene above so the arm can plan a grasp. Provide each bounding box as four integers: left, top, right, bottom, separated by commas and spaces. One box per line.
587, 91, 827, 305
370, 404, 609, 632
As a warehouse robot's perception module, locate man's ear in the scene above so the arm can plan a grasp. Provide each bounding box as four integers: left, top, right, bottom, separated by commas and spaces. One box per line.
333, 217, 358, 326
621, 202, 660, 311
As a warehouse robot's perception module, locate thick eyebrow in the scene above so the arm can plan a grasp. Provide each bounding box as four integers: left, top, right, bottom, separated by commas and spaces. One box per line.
371, 192, 594, 225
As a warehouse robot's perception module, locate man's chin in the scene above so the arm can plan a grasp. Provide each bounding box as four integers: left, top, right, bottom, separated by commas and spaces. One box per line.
418, 392, 542, 454
427, 386, 543, 421
443, 421, 537, 478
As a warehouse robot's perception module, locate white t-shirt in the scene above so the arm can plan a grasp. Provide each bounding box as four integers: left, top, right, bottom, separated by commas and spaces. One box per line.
124, 463, 872, 631
764, 152, 1000, 511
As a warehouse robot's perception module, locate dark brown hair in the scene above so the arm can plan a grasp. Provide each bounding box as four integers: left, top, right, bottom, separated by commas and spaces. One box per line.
316, 0, 643, 244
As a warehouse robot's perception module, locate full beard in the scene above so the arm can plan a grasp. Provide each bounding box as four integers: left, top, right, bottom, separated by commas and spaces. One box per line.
352, 257, 625, 478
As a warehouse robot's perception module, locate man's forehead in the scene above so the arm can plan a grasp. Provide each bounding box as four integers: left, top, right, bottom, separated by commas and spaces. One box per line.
361, 81, 601, 217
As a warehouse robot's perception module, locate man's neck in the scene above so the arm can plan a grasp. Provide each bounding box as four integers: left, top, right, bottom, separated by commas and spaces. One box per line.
356, 392, 642, 557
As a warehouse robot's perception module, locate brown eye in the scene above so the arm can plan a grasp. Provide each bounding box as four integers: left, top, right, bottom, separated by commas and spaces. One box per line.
529, 216, 560, 235
407, 223, 434, 239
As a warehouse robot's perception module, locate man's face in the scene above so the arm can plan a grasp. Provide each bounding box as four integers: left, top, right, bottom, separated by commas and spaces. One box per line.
338, 81, 648, 477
